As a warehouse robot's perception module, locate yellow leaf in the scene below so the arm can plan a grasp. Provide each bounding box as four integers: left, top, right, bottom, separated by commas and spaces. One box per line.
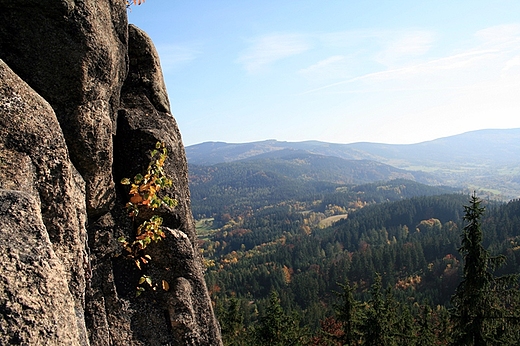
129, 185, 139, 194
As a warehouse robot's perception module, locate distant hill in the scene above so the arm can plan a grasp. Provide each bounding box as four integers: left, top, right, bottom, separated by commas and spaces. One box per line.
190, 151, 438, 186
189, 157, 455, 219
188, 150, 457, 220
186, 129, 520, 199
186, 129, 520, 166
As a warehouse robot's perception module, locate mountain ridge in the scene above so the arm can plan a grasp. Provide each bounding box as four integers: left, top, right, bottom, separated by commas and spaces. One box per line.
186, 128, 520, 166
186, 128, 520, 199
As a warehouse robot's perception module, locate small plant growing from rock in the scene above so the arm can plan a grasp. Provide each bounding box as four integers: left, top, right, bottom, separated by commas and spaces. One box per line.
126, 0, 145, 8
119, 141, 177, 296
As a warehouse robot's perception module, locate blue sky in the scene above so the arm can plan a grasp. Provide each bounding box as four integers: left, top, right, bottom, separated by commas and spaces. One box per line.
128, 1, 520, 146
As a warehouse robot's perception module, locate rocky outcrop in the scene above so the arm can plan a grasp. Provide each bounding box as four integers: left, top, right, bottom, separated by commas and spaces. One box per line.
0, 191, 82, 345
0, 60, 87, 345
0, 0, 127, 218
0, 1, 221, 345
0, 59, 89, 345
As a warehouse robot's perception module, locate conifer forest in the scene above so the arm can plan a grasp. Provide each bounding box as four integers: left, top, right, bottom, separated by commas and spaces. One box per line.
191, 171, 520, 345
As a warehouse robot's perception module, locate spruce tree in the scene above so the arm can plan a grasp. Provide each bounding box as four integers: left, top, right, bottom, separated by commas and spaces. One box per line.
254, 290, 306, 346
361, 274, 398, 346
416, 305, 436, 346
450, 193, 520, 345
334, 280, 363, 346
220, 298, 246, 346
395, 304, 416, 345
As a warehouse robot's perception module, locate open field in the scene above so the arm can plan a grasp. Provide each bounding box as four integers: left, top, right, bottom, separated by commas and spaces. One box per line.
318, 214, 349, 228
195, 218, 218, 238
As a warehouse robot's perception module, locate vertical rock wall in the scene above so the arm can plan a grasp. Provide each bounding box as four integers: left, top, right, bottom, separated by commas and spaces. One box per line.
0, 1, 222, 345
0, 59, 88, 346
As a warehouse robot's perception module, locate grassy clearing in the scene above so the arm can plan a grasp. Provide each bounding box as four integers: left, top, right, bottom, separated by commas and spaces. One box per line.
318, 214, 348, 228
196, 218, 218, 238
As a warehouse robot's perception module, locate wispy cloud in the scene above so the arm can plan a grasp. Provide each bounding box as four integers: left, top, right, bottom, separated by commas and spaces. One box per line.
302, 24, 520, 94
503, 54, 520, 72
293, 29, 435, 83
237, 29, 435, 76
236, 34, 311, 73
319, 29, 388, 48
475, 24, 520, 44
373, 31, 436, 66
371, 49, 499, 81
301, 49, 500, 94
156, 43, 200, 72
318, 29, 435, 59
298, 55, 351, 80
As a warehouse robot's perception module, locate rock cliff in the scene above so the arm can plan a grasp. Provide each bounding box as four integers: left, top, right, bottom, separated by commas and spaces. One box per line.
0, 1, 222, 345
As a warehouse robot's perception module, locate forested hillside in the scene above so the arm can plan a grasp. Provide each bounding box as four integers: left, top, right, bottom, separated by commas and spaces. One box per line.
187, 138, 520, 344
187, 129, 520, 199
189, 156, 450, 221
191, 162, 520, 344
201, 194, 520, 345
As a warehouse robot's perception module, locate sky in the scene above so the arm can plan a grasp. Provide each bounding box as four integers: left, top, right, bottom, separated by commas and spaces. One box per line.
128, 1, 520, 147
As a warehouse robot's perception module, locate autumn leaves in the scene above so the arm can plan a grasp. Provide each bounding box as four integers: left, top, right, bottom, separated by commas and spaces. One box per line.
119, 142, 177, 296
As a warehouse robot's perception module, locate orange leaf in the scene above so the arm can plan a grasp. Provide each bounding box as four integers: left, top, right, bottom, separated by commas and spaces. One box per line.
130, 194, 143, 204
162, 280, 170, 291
139, 182, 151, 192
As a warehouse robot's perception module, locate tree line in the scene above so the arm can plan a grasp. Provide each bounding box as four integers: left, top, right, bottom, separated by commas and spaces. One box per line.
212, 195, 520, 345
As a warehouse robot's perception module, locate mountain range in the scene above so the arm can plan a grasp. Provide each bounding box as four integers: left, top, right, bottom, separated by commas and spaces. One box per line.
186, 128, 520, 199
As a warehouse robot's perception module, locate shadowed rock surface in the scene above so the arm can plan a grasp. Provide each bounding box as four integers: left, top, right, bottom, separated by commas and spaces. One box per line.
0, 190, 82, 345
0, 1, 221, 345
0, 60, 87, 346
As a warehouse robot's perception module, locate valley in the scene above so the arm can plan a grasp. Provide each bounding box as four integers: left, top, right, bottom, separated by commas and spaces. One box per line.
187, 128, 520, 199
187, 129, 520, 344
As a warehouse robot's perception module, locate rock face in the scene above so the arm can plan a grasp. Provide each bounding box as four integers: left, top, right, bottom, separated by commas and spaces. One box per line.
0, 191, 82, 345
0, 1, 222, 345
0, 0, 127, 217
0, 60, 87, 346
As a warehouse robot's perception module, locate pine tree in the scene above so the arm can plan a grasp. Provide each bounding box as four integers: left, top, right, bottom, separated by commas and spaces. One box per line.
254, 290, 306, 346
361, 274, 398, 346
450, 193, 520, 345
416, 305, 436, 346
334, 280, 363, 346
221, 298, 246, 346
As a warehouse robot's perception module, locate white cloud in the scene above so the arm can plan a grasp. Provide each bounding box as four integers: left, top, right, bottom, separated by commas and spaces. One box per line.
303, 24, 520, 94
368, 49, 500, 82
298, 55, 351, 80
294, 29, 436, 85
156, 43, 200, 72
318, 29, 435, 63
373, 31, 436, 66
236, 34, 311, 73
319, 29, 387, 48
503, 54, 520, 72
474, 24, 520, 44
